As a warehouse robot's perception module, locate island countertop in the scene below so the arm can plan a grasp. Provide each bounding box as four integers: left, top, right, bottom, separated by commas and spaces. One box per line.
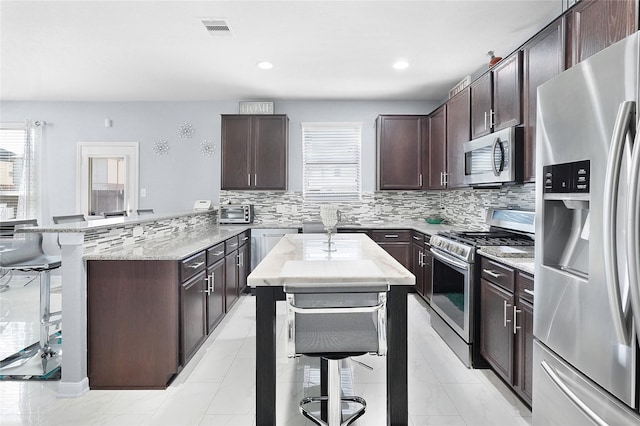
248, 233, 415, 287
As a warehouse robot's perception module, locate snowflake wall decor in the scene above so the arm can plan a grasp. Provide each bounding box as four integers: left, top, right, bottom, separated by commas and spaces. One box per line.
200, 140, 215, 157
153, 139, 169, 156
177, 123, 195, 139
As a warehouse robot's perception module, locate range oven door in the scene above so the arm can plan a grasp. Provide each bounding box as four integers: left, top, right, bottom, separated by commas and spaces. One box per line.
430, 247, 473, 342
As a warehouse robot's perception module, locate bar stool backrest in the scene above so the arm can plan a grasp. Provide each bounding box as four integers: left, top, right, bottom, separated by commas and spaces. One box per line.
52, 214, 86, 224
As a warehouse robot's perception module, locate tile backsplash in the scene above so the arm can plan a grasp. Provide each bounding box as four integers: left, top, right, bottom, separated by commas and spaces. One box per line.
220, 183, 534, 230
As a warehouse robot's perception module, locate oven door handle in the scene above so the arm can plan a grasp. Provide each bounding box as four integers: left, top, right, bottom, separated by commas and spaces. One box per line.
430, 248, 470, 271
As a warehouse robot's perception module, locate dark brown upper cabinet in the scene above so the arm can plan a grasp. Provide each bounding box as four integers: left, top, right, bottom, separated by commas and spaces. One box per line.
376, 115, 428, 190
565, 0, 637, 68
445, 88, 471, 189
522, 17, 565, 183
470, 52, 523, 140
427, 105, 447, 190
221, 115, 288, 190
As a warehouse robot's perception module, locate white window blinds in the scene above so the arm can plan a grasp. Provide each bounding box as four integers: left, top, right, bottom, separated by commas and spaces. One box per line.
0, 123, 38, 220
302, 122, 362, 202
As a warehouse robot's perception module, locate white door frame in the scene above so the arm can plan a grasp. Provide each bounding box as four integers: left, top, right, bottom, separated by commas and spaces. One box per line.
76, 142, 139, 218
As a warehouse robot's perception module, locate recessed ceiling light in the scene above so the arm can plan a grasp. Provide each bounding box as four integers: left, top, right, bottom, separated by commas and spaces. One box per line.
393, 60, 409, 70
257, 61, 273, 70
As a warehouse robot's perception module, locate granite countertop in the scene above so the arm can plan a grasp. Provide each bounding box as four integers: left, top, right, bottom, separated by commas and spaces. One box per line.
247, 233, 415, 287
477, 246, 535, 275
84, 224, 249, 261
19, 210, 216, 233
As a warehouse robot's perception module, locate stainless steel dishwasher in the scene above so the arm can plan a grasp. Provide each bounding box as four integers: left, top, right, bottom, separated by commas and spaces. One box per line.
250, 228, 299, 272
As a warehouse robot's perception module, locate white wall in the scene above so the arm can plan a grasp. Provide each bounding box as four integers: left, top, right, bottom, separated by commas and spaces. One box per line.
1, 100, 438, 222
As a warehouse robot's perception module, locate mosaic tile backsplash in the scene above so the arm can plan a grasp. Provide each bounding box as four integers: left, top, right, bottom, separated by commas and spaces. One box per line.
220, 183, 535, 230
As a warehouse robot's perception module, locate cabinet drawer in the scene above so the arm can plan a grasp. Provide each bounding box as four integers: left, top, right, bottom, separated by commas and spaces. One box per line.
225, 236, 239, 254
207, 243, 225, 266
238, 231, 250, 247
411, 231, 425, 244
517, 272, 535, 304
371, 230, 411, 243
480, 257, 515, 292
180, 251, 206, 282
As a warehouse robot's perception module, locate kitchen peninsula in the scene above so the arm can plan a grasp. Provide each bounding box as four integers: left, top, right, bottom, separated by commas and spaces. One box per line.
20, 210, 250, 396
247, 233, 415, 425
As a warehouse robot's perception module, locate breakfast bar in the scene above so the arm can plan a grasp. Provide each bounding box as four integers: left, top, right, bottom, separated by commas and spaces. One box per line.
247, 233, 415, 426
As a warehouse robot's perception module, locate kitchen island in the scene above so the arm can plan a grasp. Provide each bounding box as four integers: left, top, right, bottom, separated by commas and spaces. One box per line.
247, 233, 415, 426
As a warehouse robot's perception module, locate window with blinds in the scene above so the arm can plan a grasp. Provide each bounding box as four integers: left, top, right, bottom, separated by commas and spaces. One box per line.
0, 123, 35, 220
302, 122, 362, 202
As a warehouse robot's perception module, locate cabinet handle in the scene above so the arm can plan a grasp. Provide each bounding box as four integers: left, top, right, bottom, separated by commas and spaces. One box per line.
242, 236, 249, 241
385, 234, 399, 238
484, 111, 488, 130
413, 235, 421, 241
188, 261, 205, 269
228, 242, 238, 248
237, 253, 243, 268
419, 173, 423, 187
523, 288, 535, 297
418, 251, 424, 267
254, 174, 257, 186
444, 172, 448, 185
212, 250, 224, 256
248, 174, 251, 186
483, 269, 502, 278
490, 109, 495, 128
513, 306, 521, 335
440, 171, 444, 186
503, 300, 512, 327
210, 272, 215, 293
205, 273, 215, 294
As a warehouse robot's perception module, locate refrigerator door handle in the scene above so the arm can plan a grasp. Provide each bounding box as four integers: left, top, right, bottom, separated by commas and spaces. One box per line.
603, 100, 635, 345
627, 114, 640, 343
540, 360, 607, 426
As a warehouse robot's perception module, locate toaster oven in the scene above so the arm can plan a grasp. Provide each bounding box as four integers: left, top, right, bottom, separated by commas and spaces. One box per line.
219, 205, 254, 224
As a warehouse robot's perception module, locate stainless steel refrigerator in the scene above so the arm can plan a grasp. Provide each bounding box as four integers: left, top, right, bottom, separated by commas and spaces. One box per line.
534, 30, 640, 424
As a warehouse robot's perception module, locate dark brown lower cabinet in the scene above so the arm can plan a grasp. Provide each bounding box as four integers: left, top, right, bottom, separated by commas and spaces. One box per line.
371, 230, 411, 270
411, 234, 425, 296
479, 257, 534, 406
181, 271, 207, 364
87, 232, 250, 389
87, 260, 179, 389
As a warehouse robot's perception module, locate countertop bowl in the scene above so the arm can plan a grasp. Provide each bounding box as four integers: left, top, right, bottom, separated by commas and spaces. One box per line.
425, 217, 445, 224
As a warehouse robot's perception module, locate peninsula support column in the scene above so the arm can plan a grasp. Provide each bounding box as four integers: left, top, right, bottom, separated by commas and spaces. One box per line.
57, 232, 89, 398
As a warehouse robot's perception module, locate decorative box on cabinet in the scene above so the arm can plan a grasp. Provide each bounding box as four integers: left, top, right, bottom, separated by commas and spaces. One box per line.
376, 115, 428, 190
479, 256, 534, 406
221, 114, 288, 190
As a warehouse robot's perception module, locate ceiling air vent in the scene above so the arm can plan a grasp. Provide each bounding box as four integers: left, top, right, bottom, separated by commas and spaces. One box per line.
202, 19, 232, 36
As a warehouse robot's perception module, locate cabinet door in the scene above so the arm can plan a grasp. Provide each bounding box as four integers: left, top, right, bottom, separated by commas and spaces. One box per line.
446, 88, 470, 189
206, 260, 225, 333
470, 73, 492, 139
376, 115, 425, 190
221, 115, 252, 190
225, 251, 239, 312
378, 242, 411, 270
181, 271, 207, 364
492, 52, 522, 131
480, 278, 514, 383
252, 115, 288, 190
411, 240, 425, 296
515, 298, 534, 406
427, 105, 447, 189
566, 0, 637, 67
423, 247, 433, 303
237, 242, 249, 294
523, 17, 565, 183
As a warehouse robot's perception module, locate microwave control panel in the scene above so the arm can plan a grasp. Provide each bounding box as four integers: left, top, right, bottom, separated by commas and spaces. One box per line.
543, 160, 590, 193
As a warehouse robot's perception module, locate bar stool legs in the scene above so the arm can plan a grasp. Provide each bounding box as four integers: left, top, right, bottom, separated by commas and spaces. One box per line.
299, 358, 367, 426
38, 269, 61, 373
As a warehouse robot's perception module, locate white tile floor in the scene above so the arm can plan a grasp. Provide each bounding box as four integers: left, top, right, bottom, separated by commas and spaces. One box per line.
0, 275, 532, 426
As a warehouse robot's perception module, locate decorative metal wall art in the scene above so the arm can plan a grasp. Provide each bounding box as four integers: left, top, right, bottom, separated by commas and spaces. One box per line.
153, 139, 170, 155
200, 140, 215, 157
177, 123, 195, 138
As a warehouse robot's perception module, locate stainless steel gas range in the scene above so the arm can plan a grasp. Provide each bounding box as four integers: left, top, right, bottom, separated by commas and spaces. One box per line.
429, 208, 535, 367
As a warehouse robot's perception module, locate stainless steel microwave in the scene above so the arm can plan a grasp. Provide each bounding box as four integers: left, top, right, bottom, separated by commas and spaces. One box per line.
219, 204, 254, 224
463, 126, 523, 186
